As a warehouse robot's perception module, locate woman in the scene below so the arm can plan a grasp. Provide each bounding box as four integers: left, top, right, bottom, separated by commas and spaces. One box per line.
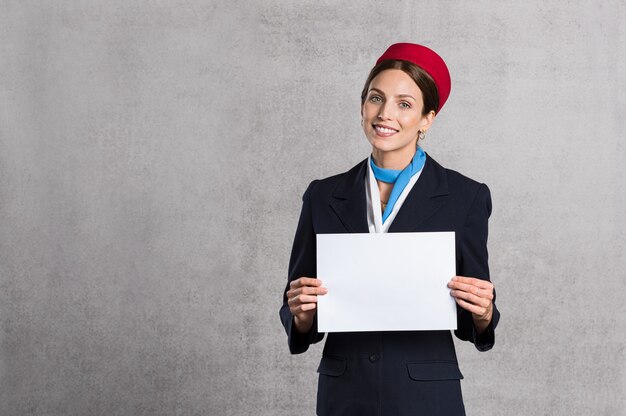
279, 43, 500, 416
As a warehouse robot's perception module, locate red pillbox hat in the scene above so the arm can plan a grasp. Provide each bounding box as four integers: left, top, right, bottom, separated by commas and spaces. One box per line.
376, 43, 452, 112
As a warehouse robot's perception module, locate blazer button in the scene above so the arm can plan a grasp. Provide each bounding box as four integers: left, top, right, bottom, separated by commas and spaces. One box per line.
369, 354, 380, 363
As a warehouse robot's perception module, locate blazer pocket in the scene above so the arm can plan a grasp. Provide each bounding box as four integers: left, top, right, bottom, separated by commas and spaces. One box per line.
317, 355, 346, 377
406, 361, 464, 381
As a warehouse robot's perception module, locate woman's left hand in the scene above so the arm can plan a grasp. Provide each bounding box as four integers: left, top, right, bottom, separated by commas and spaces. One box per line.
447, 276, 494, 334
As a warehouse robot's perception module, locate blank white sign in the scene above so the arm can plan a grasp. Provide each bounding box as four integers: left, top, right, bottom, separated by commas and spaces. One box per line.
316, 232, 457, 332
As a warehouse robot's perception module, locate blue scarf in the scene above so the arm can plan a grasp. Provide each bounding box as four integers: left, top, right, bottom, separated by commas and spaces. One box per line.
370, 147, 426, 224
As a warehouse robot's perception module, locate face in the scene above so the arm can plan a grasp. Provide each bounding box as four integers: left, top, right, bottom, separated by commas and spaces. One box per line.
361, 69, 434, 161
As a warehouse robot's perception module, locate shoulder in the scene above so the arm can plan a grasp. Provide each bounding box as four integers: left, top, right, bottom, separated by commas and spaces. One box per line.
427, 153, 491, 203
302, 158, 368, 200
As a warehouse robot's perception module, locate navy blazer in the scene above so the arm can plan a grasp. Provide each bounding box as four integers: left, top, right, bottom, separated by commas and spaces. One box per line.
280, 153, 500, 416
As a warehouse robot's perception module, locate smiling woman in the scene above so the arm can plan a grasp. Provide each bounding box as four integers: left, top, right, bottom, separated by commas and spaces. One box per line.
362, 70, 434, 169
279, 43, 500, 416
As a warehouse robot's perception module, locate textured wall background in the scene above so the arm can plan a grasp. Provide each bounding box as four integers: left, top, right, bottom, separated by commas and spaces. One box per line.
1, 1, 625, 415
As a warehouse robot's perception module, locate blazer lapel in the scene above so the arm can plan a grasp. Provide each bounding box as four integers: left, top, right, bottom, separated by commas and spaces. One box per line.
329, 159, 370, 233
388, 154, 450, 232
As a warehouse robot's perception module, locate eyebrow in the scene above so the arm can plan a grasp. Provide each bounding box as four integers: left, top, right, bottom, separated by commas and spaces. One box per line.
368, 88, 416, 101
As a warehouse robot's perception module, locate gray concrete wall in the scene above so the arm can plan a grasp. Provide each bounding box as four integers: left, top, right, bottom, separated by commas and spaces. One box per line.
1, 1, 624, 415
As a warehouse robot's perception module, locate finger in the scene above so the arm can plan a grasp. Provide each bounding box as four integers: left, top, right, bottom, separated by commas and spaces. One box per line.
451, 289, 492, 308
286, 287, 302, 299
288, 291, 325, 306
287, 285, 327, 300
295, 294, 320, 304
450, 289, 491, 308
452, 276, 494, 290
448, 281, 480, 295
287, 294, 304, 306
454, 297, 487, 316
448, 282, 494, 300
301, 286, 328, 296
290, 277, 322, 289
294, 303, 317, 313
453, 276, 494, 292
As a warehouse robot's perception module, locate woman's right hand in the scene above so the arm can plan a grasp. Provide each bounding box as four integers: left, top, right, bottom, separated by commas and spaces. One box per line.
286, 277, 328, 334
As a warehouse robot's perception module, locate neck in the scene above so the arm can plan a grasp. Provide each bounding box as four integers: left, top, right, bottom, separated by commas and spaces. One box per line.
371, 147, 417, 170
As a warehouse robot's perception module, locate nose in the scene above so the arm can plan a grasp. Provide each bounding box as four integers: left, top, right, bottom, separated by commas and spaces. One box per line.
377, 101, 392, 120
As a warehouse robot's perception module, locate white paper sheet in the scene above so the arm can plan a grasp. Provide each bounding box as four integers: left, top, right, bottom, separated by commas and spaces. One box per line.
316, 232, 457, 332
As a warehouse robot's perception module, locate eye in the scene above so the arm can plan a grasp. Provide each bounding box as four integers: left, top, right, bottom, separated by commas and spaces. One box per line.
399, 102, 411, 109
369, 95, 382, 103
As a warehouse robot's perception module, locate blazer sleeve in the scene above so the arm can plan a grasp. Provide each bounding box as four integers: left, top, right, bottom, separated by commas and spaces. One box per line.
279, 180, 325, 354
454, 183, 501, 352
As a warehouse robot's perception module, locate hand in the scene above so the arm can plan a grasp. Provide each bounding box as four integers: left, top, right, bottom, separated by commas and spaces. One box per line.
286, 277, 328, 334
447, 276, 494, 334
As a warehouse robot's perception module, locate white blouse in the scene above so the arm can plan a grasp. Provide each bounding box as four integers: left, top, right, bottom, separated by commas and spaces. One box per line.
365, 154, 425, 233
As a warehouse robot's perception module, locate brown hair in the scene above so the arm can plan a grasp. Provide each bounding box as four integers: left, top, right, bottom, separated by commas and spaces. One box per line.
360, 59, 439, 116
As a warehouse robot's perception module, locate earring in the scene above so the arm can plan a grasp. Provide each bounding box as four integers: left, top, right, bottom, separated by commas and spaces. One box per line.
361, 119, 364, 126
418, 130, 426, 141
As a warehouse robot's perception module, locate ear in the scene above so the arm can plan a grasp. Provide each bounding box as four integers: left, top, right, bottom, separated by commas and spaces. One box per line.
420, 110, 436, 133
360, 104, 366, 125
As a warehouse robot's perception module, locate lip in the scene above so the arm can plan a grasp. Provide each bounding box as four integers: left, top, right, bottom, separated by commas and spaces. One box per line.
373, 123, 399, 137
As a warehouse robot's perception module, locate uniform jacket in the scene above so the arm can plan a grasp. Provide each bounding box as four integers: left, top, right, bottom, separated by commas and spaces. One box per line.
279, 153, 500, 416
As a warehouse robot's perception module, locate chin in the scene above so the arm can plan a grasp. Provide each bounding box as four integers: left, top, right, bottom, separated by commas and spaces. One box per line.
368, 138, 404, 152
370, 141, 417, 158
368, 140, 392, 152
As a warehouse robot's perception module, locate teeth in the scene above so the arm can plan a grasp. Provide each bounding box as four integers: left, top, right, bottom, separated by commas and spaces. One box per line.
375, 125, 398, 133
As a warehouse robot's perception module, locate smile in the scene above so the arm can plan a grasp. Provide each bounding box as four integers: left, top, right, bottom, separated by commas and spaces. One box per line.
373, 124, 399, 136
